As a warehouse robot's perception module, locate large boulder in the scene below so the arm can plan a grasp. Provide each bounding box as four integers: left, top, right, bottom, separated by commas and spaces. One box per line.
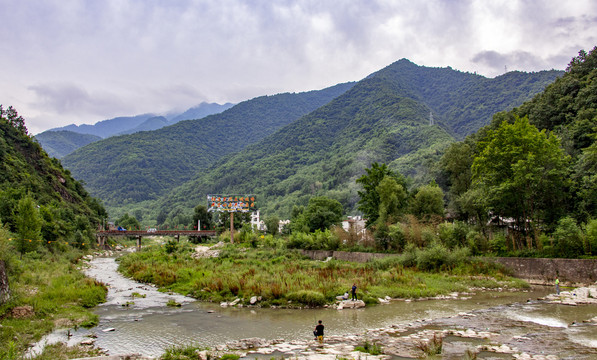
337, 300, 366, 309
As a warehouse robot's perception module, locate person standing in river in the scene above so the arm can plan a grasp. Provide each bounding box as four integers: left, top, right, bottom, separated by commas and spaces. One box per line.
314, 320, 324, 343
555, 277, 560, 295
351, 283, 357, 301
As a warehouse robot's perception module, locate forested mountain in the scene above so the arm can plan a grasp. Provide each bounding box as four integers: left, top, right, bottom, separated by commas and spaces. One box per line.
33, 130, 102, 158
0, 106, 106, 246
62, 82, 355, 207
153, 60, 562, 221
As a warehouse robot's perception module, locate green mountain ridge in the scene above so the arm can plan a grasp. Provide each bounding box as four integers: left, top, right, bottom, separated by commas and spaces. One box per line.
62, 82, 356, 206
33, 130, 102, 159
117, 116, 169, 135
152, 61, 562, 220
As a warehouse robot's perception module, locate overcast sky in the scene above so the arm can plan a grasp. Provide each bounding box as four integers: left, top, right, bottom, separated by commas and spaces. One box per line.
1, 0, 596, 134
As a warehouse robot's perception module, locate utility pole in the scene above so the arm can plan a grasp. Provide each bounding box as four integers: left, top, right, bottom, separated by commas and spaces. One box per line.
230, 213, 234, 243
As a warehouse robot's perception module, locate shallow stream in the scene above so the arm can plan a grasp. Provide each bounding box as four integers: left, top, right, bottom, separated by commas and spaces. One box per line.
31, 256, 597, 359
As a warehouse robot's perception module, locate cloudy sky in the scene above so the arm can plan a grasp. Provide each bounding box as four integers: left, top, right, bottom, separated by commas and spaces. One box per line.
1, 0, 596, 134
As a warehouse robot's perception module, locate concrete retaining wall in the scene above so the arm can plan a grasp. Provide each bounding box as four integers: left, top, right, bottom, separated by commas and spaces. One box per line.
301, 250, 597, 286
490, 257, 597, 286
301, 250, 393, 263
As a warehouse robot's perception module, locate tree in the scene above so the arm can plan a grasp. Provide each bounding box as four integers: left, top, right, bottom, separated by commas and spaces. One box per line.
356, 162, 407, 227
294, 196, 343, 232
156, 209, 167, 226
117, 213, 140, 230
439, 140, 475, 219
264, 215, 280, 236
376, 176, 407, 225
472, 116, 570, 242
410, 182, 445, 221
13, 195, 42, 255
573, 137, 597, 221
192, 205, 213, 230
0, 105, 28, 135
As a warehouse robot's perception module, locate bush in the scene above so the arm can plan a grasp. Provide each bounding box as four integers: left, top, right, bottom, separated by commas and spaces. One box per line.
285, 290, 327, 306
388, 224, 406, 252
553, 217, 584, 258
355, 340, 383, 355
165, 240, 178, 254
585, 219, 597, 255
489, 234, 508, 255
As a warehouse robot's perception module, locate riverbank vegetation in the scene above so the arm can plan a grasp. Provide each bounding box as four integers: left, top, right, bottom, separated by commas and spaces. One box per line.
0, 106, 109, 359
118, 238, 527, 307
0, 225, 107, 359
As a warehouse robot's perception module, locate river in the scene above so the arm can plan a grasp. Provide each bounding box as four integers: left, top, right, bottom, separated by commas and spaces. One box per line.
31, 255, 597, 359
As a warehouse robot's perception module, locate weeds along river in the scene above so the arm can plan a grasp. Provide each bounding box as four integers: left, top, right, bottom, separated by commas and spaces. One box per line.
32, 255, 597, 359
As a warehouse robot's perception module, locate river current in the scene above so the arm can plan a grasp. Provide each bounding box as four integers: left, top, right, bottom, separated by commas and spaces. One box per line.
30, 256, 597, 359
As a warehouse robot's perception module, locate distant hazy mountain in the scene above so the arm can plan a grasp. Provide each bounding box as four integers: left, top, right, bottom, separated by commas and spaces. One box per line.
168, 102, 235, 124
48, 102, 234, 139
41, 102, 234, 157
118, 116, 169, 135
34, 130, 102, 159
51, 114, 156, 138
62, 82, 355, 206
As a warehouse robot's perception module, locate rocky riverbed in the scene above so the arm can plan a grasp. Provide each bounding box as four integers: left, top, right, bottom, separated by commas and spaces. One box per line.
70, 288, 597, 360
65, 251, 597, 360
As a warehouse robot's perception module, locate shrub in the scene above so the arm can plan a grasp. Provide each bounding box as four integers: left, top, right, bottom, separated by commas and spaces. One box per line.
415, 333, 443, 356
285, 290, 327, 306
416, 242, 449, 271
388, 224, 406, 252
489, 234, 508, 255
585, 219, 597, 255
355, 340, 383, 355
165, 240, 178, 254
552, 217, 584, 258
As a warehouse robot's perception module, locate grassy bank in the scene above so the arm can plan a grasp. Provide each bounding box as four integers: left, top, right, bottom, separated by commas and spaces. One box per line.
0, 230, 108, 359
118, 240, 528, 307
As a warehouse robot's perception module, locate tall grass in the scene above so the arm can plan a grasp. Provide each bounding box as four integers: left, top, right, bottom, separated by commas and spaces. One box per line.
0, 240, 107, 359
118, 242, 526, 306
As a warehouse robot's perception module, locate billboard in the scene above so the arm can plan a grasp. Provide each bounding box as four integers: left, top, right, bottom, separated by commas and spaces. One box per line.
207, 194, 257, 213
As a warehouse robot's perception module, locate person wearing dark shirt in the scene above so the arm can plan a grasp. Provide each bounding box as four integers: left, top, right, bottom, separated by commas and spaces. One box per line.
314, 320, 324, 343
351, 283, 357, 301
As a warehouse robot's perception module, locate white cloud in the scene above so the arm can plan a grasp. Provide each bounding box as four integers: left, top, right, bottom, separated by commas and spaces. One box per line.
0, 0, 595, 134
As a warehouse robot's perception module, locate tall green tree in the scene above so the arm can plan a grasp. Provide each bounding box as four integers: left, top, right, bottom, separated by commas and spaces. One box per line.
472, 116, 570, 243
264, 215, 280, 236
13, 195, 42, 255
376, 176, 407, 225
356, 162, 407, 227
192, 205, 213, 230
410, 182, 445, 221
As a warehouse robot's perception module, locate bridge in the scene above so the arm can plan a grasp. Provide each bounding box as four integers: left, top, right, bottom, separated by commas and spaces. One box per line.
96, 230, 217, 250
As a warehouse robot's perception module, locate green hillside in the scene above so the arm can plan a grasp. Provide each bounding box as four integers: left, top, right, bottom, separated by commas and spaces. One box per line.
34, 130, 102, 158
369, 59, 562, 138
0, 106, 106, 244
62, 82, 355, 207
155, 61, 561, 221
